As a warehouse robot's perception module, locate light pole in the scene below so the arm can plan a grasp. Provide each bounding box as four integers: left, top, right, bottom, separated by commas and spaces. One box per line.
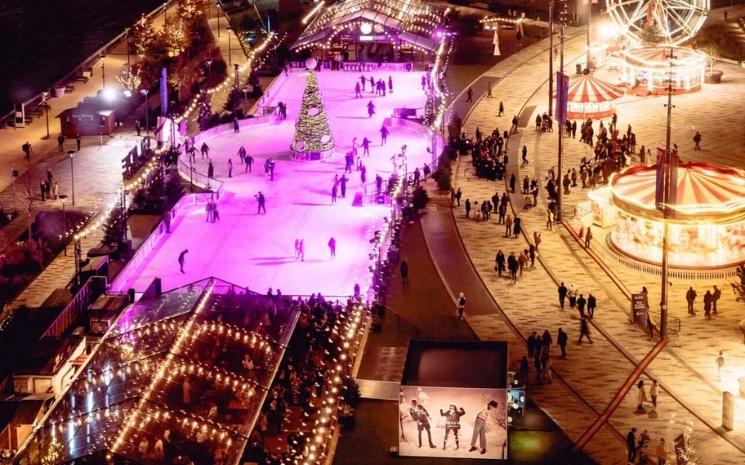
216, 2, 221, 38
59, 194, 69, 256
548, 2, 554, 117
68, 150, 76, 206
556, 0, 567, 221
163, 2, 168, 25
227, 26, 232, 66
125, 28, 131, 68
140, 88, 149, 135
234, 63, 239, 89
101, 55, 106, 91
10, 164, 18, 211
41, 92, 50, 139
659, 48, 677, 340
206, 59, 213, 78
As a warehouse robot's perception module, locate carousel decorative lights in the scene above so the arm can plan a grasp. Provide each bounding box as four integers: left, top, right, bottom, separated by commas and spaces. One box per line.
600, 163, 745, 268
606, 0, 709, 94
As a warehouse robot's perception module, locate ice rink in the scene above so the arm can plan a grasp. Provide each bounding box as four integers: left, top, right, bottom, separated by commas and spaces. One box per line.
118, 70, 436, 296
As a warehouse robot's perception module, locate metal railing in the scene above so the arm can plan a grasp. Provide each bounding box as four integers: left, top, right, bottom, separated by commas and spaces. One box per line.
177, 157, 225, 200
42, 275, 108, 338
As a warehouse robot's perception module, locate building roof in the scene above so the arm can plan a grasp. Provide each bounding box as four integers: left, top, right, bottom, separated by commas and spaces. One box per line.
609, 162, 745, 222
14, 335, 84, 376
12, 278, 299, 465
292, 0, 446, 52
568, 75, 625, 104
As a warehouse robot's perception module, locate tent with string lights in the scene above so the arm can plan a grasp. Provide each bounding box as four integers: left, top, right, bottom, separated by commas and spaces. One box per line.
12, 278, 299, 465
566, 74, 625, 120
291, 0, 447, 61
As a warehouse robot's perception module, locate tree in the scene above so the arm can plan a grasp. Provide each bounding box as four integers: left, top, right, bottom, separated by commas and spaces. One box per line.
290, 71, 334, 155
131, 13, 158, 56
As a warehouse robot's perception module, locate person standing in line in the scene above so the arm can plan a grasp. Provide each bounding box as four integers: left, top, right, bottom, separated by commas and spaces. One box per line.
655, 438, 667, 465
178, 249, 189, 273
256, 191, 266, 214
456, 292, 466, 320
650, 380, 658, 409
400, 259, 409, 284
557, 328, 568, 358
716, 350, 725, 379
578, 316, 592, 343
587, 293, 597, 319
558, 282, 568, 310
328, 237, 337, 259
626, 428, 638, 464
685, 287, 697, 315
712, 285, 721, 314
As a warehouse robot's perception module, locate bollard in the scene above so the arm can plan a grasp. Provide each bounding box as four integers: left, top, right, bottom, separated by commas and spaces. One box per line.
723, 391, 734, 431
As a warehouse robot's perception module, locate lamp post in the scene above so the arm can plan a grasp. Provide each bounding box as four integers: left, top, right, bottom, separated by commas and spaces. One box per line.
206, 59, 213, 77
234, 63, 240, 89
41, 92, 50, 139
548, 2, 554, 117
140, 88, 149, 135
101, 54, 106, 91
59, 194, 69, 256
216, 2, 221, 38
227, 27, 232, 66
125, 28, 131, 68
586, 0, 592, 70
10, 164, 18, 211
68, 150, 76, 206
163, 1, 168, 25
556, 0, 567, 222
659, 48, 677, 340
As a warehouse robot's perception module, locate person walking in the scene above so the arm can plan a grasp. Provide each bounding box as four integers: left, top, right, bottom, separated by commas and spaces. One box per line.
504, 214, 513, 237
546, 209, 554, 230
456, 292, 466, 320
626, 428, 638, 464
577, 294, 587, 317
712, 285, 721, 314
495, 250, 505, 276
557, 328, 568, 358
507, 253, 518, 283
558, 282, 568, 310
692, 131, 702, 150
466, 87, 473, 103
685, 287, 697, 315
587, 293, 597, 319
513, 216, 521, 238
521, 145, 528, 165
584, 227, 593, 248
498, 101, 504, 117
465, 198, 471, 218
400, 259, 409, 284
704, 290, 713, 320
578, 317, 592, 343
178, 249, 189, 273
486, 81, 493, 98
328, 237, 337, 259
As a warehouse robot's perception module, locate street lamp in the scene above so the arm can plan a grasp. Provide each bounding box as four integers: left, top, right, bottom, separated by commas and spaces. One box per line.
10, 164, 18, 211
227, 26, 232, 66
101, 54, 106, 91
58, 194, 69, 256
216, 2, 221, 37
125, 27, 131, 67
140, 88, 149, 135
234, 63, 239, 89
68, 150, 76, 206
41, 91, 50, 139
206, 59, 213, 77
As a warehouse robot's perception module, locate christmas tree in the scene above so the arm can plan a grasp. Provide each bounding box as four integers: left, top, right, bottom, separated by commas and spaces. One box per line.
290, 71, 334, 156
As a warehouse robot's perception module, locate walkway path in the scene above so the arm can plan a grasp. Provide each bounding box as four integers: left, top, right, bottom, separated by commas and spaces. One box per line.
451, 23, 745, 465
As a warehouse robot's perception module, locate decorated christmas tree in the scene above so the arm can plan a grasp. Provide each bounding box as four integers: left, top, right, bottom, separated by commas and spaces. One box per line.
290, 71, 334, 156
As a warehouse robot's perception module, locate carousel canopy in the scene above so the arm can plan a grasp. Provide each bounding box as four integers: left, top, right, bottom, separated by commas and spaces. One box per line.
568, 75, 625, 104
291, 0, 446, 53
13, 278, 298, 465
609, 162, 745, 223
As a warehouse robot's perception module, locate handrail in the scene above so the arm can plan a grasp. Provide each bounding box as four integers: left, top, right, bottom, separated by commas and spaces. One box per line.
42, 275, 108, 338
1, 1, 172, 124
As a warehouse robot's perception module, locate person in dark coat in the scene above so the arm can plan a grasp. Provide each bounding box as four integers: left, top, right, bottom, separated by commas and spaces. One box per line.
558, 282, 568, 309
587, 294, 597, 319
513, 216, 522, 237
495, 250, 505, 276
557, 328, 568, 358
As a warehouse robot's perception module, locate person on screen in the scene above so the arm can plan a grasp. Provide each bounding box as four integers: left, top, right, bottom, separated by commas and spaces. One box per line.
469, 400, 500, 455
409, 400, 436, 449
439, 404, 466, 450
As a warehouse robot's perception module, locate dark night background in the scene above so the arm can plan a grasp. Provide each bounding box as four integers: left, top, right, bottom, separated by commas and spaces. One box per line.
0, 0, 163, 114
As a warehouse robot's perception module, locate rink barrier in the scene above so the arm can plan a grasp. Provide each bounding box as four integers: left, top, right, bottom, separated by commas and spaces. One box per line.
109, 193, 207, 293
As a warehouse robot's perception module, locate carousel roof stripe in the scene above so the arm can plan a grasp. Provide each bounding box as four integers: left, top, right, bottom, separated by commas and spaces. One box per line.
567, 75, 625, 104
609, 162, 745, 220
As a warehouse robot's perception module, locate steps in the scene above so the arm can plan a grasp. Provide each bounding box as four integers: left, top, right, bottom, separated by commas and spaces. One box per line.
725, 19, 745, 56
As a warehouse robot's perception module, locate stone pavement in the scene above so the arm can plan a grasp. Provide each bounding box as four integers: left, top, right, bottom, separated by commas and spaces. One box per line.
452, 23, 745, 465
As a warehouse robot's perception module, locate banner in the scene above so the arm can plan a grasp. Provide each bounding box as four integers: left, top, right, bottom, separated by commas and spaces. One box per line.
555, 72, 569, 123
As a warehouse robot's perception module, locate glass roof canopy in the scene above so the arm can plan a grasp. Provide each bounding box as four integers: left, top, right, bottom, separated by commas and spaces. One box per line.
14, 278, 298, 465
292, 0, 445, 53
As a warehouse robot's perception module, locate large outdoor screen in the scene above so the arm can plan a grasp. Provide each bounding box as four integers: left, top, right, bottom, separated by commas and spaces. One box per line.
399, 385, 508, 460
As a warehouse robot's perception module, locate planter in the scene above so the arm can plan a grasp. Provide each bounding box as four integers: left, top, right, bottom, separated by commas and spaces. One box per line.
705, 70, 723, 84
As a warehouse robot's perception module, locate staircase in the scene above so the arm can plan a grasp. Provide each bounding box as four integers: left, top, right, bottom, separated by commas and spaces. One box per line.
725, 17, 745, 57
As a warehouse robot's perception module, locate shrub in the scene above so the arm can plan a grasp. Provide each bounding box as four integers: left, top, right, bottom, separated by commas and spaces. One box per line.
411, 186, 429, 210
432, 162, 453, 191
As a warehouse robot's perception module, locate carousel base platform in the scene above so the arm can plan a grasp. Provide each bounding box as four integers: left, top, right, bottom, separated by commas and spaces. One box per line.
628, 85, 701, 97
292, 150, 333, 161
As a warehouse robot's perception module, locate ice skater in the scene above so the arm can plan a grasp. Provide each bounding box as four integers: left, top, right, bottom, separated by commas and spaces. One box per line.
354, 81, 362, 98
245, 153, 253, 173
207, 160, 214, 179
339, 175, 347, 198
237, 146, 246, 164
256, 191, 266, 214
331, 181, 338, 204
227, 158, 233, 178
380, 125, 389, 145
440, 405, 466, 450
178, 249, 189, 273
328, 237, 336, 259
367, 101, 375, 118
297, 239, 304, 261
388, 75, 393, 94
200, 142, 209, 159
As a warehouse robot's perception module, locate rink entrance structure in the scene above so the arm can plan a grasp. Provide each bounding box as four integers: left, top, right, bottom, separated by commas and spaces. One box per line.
399, 340, 508, 461
291, 0, 447, 64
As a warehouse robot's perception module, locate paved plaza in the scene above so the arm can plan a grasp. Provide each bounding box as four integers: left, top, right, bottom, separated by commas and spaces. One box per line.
451, 25, 745, 465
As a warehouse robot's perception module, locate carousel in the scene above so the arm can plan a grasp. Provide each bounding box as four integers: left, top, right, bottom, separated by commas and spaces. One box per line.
566, 74, 625, 120
590, 163, 745, 269
606, 0, 709, 95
